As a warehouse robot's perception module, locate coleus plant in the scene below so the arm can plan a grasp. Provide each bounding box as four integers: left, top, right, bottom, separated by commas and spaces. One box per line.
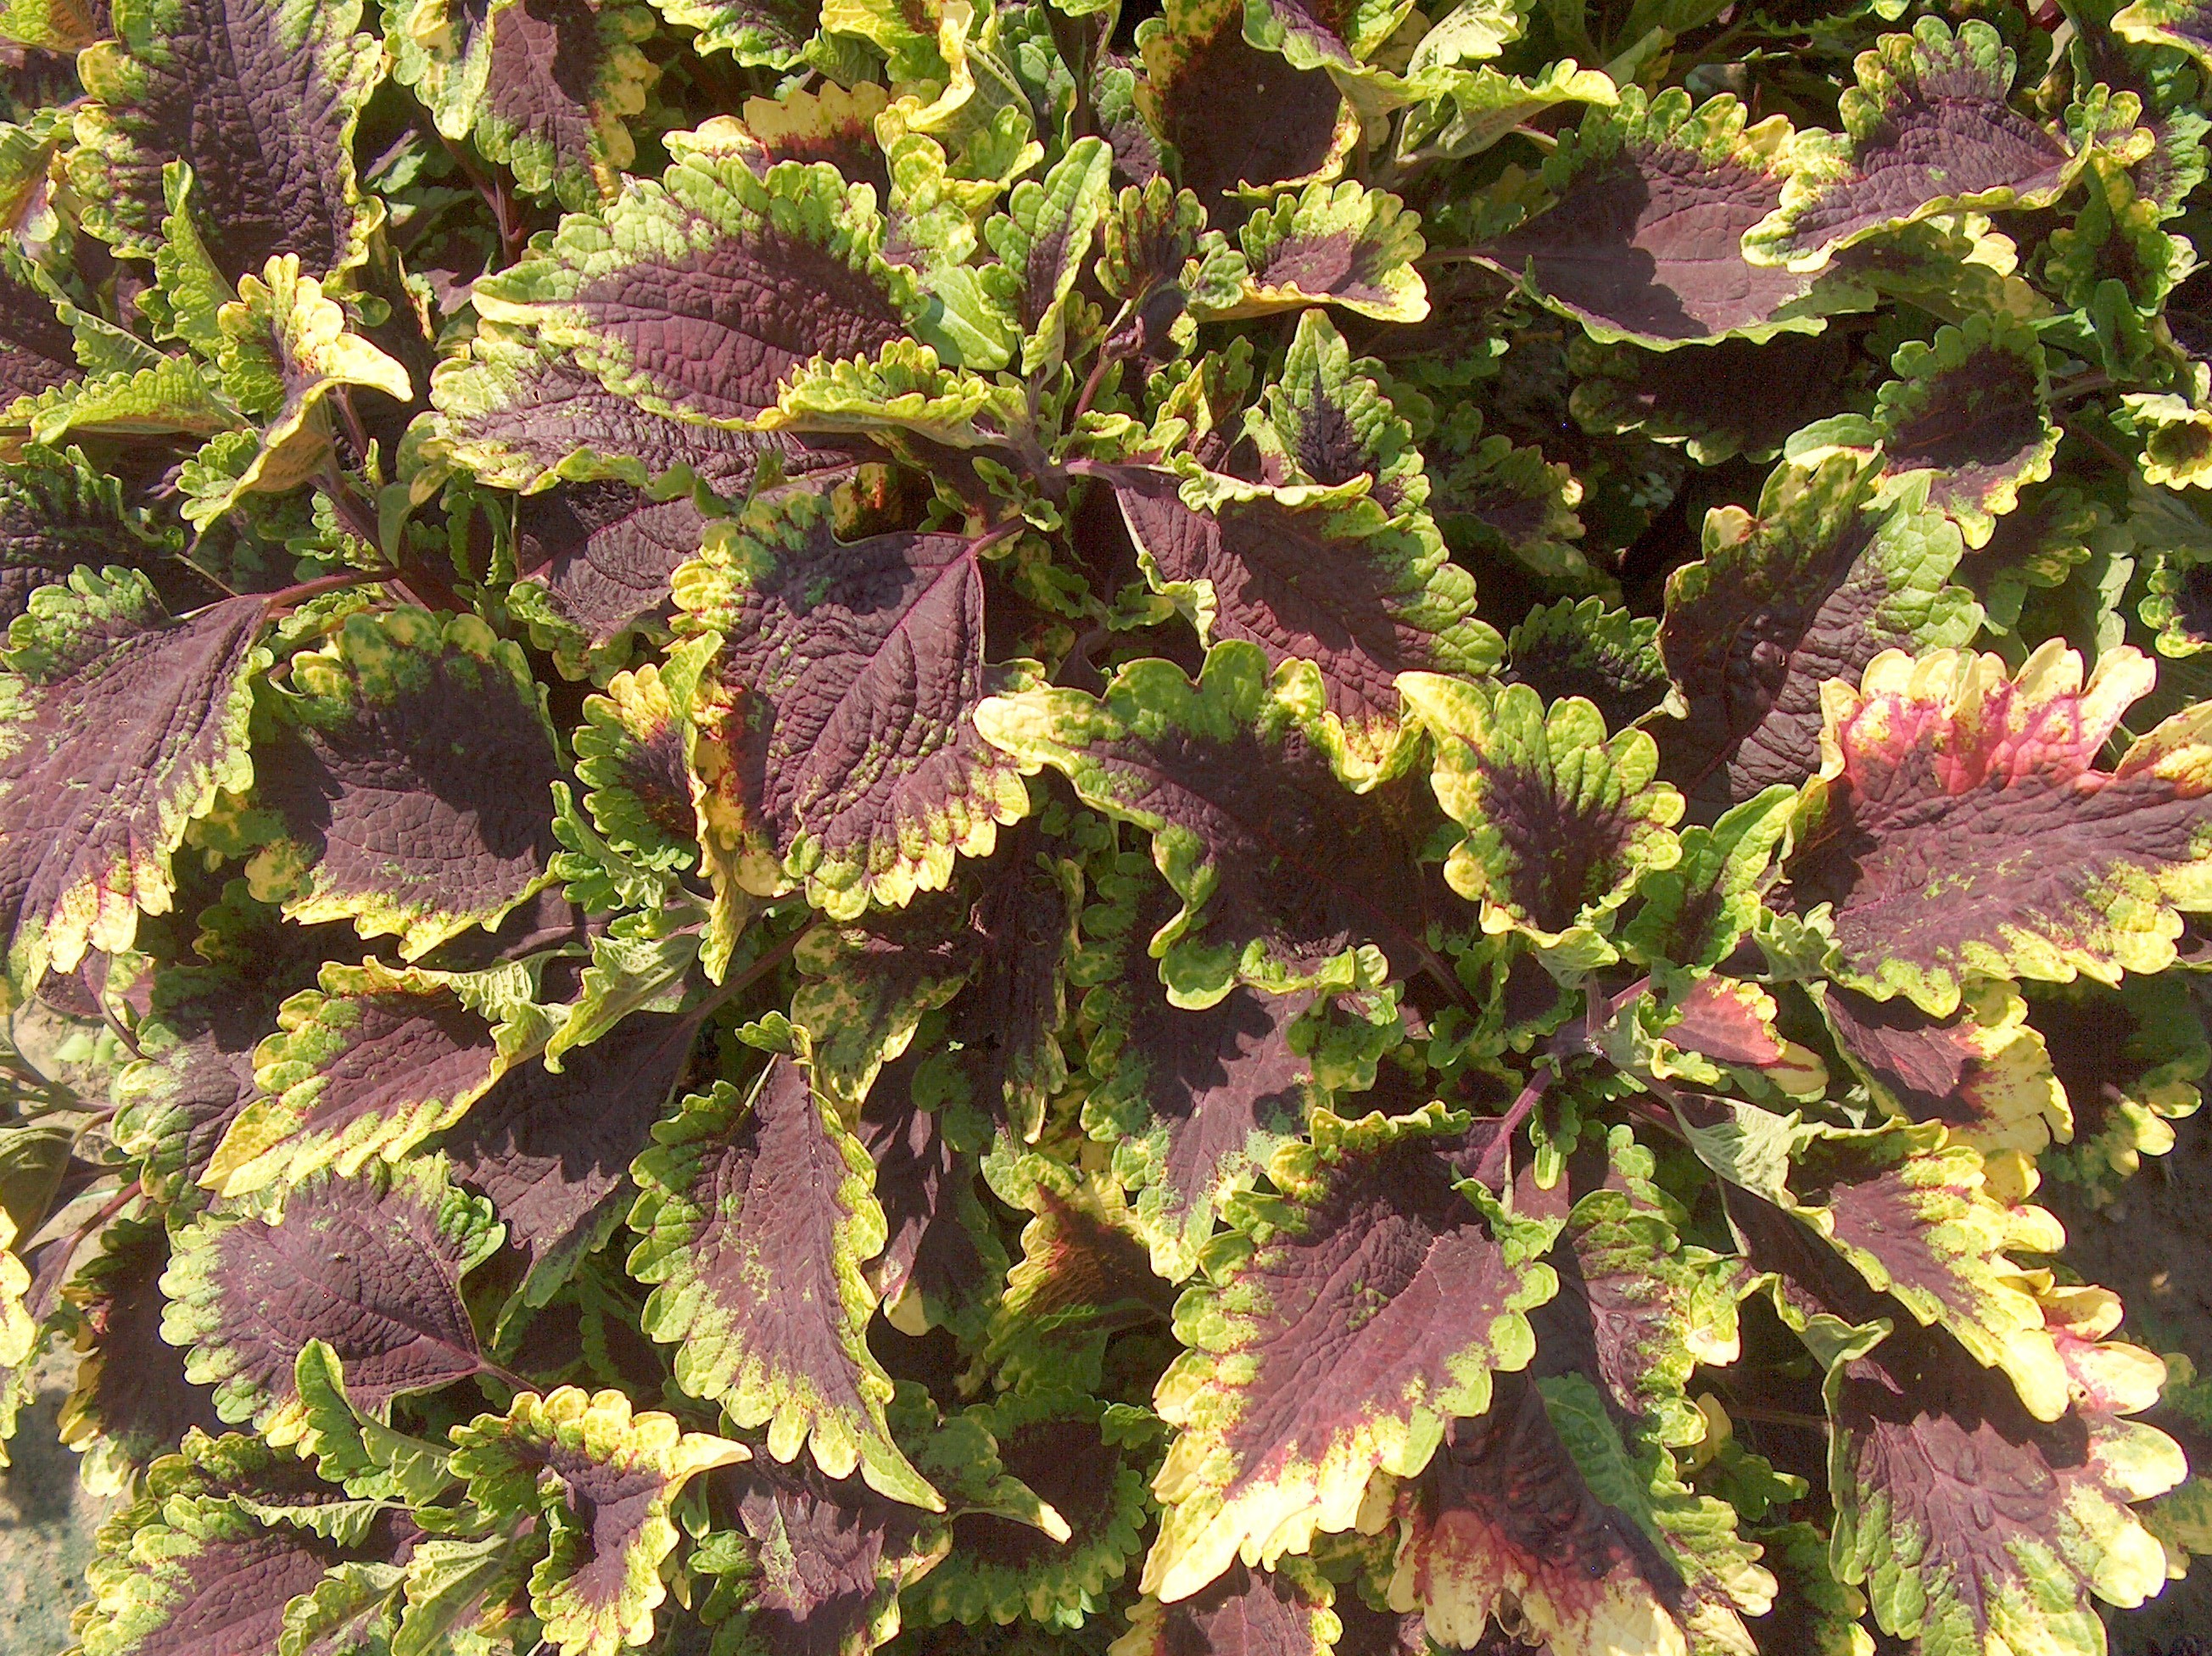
3, 0, 2212, 1652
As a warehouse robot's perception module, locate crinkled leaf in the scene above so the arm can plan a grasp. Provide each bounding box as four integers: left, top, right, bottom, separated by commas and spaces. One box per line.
450, 1386, 745, 1656
161, 1156, 503, 1431
1244, 309, 1426, 515
1114, 1559, 1337, 1655
651, 0, 820, 64
1780, 641, 2212, 1015
70, 0, 383, 279
1221, 181, 1427, 324
2028, 973, 2208, 1200
1743, 18, 2086, 271
0, 445, 169, 624
976, 641, 1436, 1007
0, 568, 264, 996
1869, 311, 2055, 551
1568, 329, 1859, 466
1474, 87, 1862, 347
243, 607, 562, 960
1142, 1105, 1557, 1602
1656, 456, 1980, 808
0, 258, 84, 401
986, 135, 1113, 378
1110, 465, 1496, 777
626, 1056, 941, 1509
2117, 0, 2212, 67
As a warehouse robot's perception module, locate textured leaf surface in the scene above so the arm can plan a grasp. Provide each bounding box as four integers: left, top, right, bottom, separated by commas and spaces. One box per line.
627, 1057, 940, 1508
57, 1217, 225, 1483
71, 0, 382, 277
1142, 1106, 1556, 1602
1114, 1561, 1337, 1656
161, 1158, 501, 1429
977, 641, 1435, 1006
0, 447, 164, 624
1871, 313, 2055, 551
0, 568, 264, 993
452, 1387, 743, 1656
1781, 642, 2212, 1014
675, 485, 1028, 920
245, 608, 561, 960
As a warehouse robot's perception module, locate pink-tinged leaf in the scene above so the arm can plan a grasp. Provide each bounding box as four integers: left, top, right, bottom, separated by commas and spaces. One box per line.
674, 485, 1031, 922
0, 568, 264, 996
1114, 1560, 1338, 1656
1781, 641, 2212, 1015
1110, 465, 1497, 775
160, 1157, 503, 1430
1142, 1106, 1557, 1603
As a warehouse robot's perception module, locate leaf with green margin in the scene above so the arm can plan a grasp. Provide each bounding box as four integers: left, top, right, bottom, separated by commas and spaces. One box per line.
2123, 389, 2212, 489
976, 641, 1437, 1008
2026, 973, 2208, 1202
1142, 1104, 1559, 1603
1780, 641, 2212, 1015
1113, 1558, 1339, 1655
1673, 1093, 2074, 1422
650, 0, 821, 64
0, 567, 265, 998
1396, 59, 1616, 163
69, 0, 384, 280
1751, 1519, 1875, 1656
1132, 0, 1357, 224
1243, 0, 1414, 70
984, 135, 1113, 378
1500, 596, 1667, 742
756, 338, 1032, 451
161, 1156, 504, 1433
912, 1385, 1152, 1629
0, 445, 173, 625
1426, 411, 1591, 586
450, 1386, 745, 1656
573, 664, 698, 877
1825, 1316, 2182, 1656
626, 1055, 941, 1510
1625, 973, 1829, 1102
1742, 17, 2089, 272
1655, 456, 1980, 809
286, 1342, 457, 1511
54, 1216, 226, 1491
1816, 980, 2071, 1168
671, 484, 1032, 922
243, 607, 562, 962
0, 255, 87, 403
15, 354, 242, 449
470, 154, 921, 426
1868, 311, 2055, 551
2116, 0, 2212, 70
857, 1050, 1007, 1338
1244, 309, 1427, 516
444, 1011, 700, 1318
1097, 177, 1247, 372
1959, 482, 2123, 637
1209, 181, 1426, 324
1109, 466, 1497, 781
790, 889, 978, 1116
1400, 675, 1683, 950
1472, 87, 1867, 348
1384, 1371, 1751, 1656
0, 0, 105, 48
1619, 785, 1796, 971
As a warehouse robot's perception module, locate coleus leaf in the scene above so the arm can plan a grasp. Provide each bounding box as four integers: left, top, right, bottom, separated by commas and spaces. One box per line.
2116, 0, 2212, 68
1780, 641, 2212, 1015
1629, 974, 1829, 1103
792, 889, 978, 1116
55, 1216, 225, 1489
1742, 17, 2088, 272
1244, 308, 1426, 514
1868, 311, 2056, 551
1399, 675, 1684, 951
1385, 1371, 1751, 1656
1619, 785, 1797, 971
470, 153, 920, 425
2028, 973, 2209, 1201
1818, 980, 2070, 1179
1498, 596, 1667, 736
1114, 1558, 1339, 1655
1472, 87, 1865, 347
573, 663, 697, 876
1656, 456, 1980, 809
985, 134, 1113, 378
0, 0, 107, 53
705, 1452, 944, 1656
1425, 414, 1589, 586
1567, 328, 1860, 467
507, 479, 726, 674
671, 489, 1031, 926
913, 1385, 1151, 1628
444, 1010, 700, 1310
0, 445, 170, 625
450, 1386, 745, 1656
71, 1469, 395, 1656
627, 1052, 942, 1509
0, 567, 265, 997
1677, 1094, 2074, 1421
0, 258, 85, 402
2124, 389, 2212, 490
1132, 0, 1356, 223
161, 1155, 504, 1432
1219, 181, 1427, 324
1245, 0, 1415, 70
1824, 1317, 2181, 1656
243, 607, 562, 961
857, 1051, 1007, 1336
650, 0, 821, 64
200, 965, 506, 1195
1108, 465, 1496, 778
1142, 1104, 1557, 1603
976, 641, 1437, 1007
70, 0, 383, 280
